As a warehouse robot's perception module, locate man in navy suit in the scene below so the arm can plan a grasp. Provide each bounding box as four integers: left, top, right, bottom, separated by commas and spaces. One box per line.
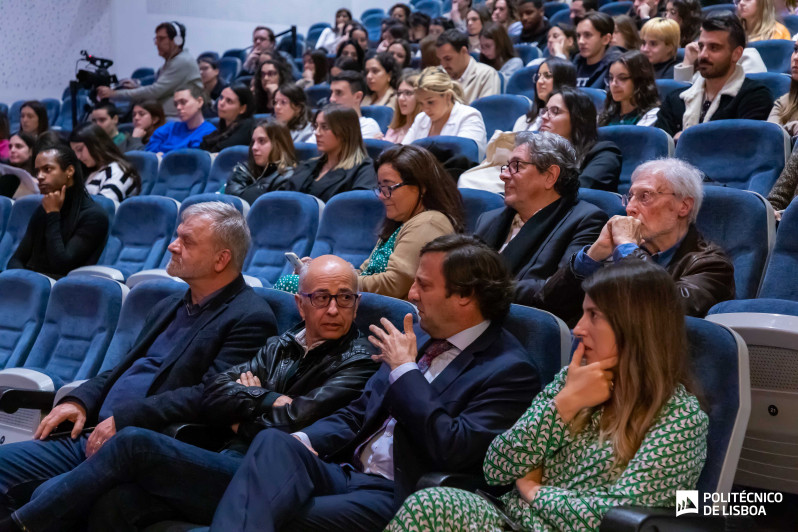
209, 234, 541, 531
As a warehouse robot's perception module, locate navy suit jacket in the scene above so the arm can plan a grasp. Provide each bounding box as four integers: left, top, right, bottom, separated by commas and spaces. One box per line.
65, 275, 277, 431
302, 321, 541, 506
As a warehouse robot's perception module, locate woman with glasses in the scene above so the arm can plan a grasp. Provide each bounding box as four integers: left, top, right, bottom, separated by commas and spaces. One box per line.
540, 87, 621, 191
385, 73, 421, 143
665, 0, 701, 47
737, 0, 791, 42
598, 51, 661, 127
276, 144, 464, 299
254, 58, 294, 114
513, 58, 577, 133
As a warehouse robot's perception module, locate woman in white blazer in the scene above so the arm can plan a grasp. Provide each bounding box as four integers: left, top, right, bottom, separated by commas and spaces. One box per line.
401, 67, 488, 158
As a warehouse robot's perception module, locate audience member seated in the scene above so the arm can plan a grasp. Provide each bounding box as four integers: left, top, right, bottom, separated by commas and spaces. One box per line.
89, 102, 132, 151
348, 22, 371, 53
437, 29, 502, 103
226, 120, 296, 204
666, 0, 701, 47
0, 132, 36, 198
276, 145, 464, 299
145, 85, 216, 154
336, 39, 367, 71
330, 56, 361, 78
570, 0, 598, 26
69, 124, 141, 207
466, 5, 491, 53
640, 17, 681, 78
514, 58, 577, 132
630, 0, 666, 29
475, 132, 608, 306
210, 233, 542, 530
254, 58, 294, 115
0, 202, 275, 527
273, 84, 315, 143
198, 55, 226, 109
18, 101, 48, 138
385, 73, 421, 143
545, 158, 735, 322
300, 50, 330, 88
598, 50, 661, 126
612, 15, 642, 51
329, 71, 384, 139
0, 114, 8, 161
446, 0, 471, 32
545, 23, 578, 61
656, 12, 773, 139
394, 41, 415, 70
124, 100, 166, 152
315, 8, 353, 53
377, 22, 411, 54
767, 149, 798, 217
492, 0, 522, 36
738, 0, 791, 42
285, 104, 376, 202
409, 12, 431, 43
363, 52, 401, 107
767, 42, 798, 135
401, 67, 488, 157
390, 3, 411, 25
386, 259, 708, 532
7, 142, 109, 278
199, 84, 255, 152
98, 21, 202, 117
574, 12, 623, 88
515, 0, 549, 48
243, 26, 276, 74
480, 23, 524, 82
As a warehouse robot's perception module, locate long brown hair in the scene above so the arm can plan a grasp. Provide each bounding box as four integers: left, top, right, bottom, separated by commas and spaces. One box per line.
133, 100, 166, 144
479, 22, 517, 70
573, 260, 700, 466
388, 72, 421, 130
598, 50, 660, 126
315, 104, 366, 170
248, 120, 297, 175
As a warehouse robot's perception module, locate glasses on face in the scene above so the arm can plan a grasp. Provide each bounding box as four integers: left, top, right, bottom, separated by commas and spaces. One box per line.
540, 106, 565, 118
299, 291, 359, 308
373, 182, 407, 198
501, 159, 537, 175
534, 71, 553, 82
621, 189, 677, 206
606, 74, 632, 85
397, 90, 415, 98
261, 70, 278, 79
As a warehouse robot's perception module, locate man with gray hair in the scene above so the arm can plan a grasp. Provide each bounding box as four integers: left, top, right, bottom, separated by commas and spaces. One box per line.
540, 158, 734, 322
0, 201, 277, 523
475, 131, 608, 306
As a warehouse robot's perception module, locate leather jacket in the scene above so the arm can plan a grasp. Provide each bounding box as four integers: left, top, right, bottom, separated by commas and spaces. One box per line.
201, 323, 379, 442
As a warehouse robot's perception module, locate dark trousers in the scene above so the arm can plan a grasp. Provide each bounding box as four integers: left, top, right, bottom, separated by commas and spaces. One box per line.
210, 429, 396, 532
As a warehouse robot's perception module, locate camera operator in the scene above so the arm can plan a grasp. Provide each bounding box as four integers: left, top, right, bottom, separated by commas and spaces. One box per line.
97, 21, 202, 118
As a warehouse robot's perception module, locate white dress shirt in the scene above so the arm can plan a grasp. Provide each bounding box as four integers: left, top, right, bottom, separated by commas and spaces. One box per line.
401, 101, 488, 159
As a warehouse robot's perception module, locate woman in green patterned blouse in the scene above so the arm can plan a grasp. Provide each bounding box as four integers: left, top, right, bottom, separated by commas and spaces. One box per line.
386, 260, 709, 531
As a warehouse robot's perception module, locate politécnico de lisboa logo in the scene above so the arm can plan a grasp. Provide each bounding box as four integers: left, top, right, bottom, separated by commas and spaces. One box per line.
676, 490, 699, 516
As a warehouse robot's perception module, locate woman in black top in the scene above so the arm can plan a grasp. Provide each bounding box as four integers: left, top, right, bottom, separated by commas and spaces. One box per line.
8, 142, 109, 278
200, 84, 256, 152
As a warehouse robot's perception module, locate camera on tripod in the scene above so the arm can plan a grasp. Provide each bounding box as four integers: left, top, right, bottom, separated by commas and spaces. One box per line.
76, 50, 118, 94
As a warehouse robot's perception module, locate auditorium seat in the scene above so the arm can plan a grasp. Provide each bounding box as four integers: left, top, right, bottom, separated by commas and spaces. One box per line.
150, 149, 212, 201
0, 276, 127, 445
513, 44, 541, 65
0, 102, 8, 117
125, 150, 159, 194
471, 94, 531, 138
506, 65, 539, 101
415, 0, 443, 18
674, 119, 790, 196
218, 57, 242, 84
309, 190, 384, 266
222, 48, 247, 62
243, 192, 322, 284
131, 67, 155, 80
0, 196, 12, 243
41, 98, 61, 126
355, 292, 417, 334
597, 125, 674, 193
56, 95, 90, 131
307, 23, 331, 49
0, 270, 53, 370
294, 142, 321, 161
206, 145, 249, 193
580, 87, 606, 112
758, 197, 798, 300
577, 188, 626, 217
784, 14, 798, 36
544, 2, 568, 18
599, 1, 633, 16
748, 39, 794, 74
0, 195, 42, 270
7, 100, 24, 130
747, 72, 791, 101
549, 9, 570, 26
412, 136, 480, 167
362, 105, 394, 133
364, 138, 395, 160
305, 83, 331, 107
507, 304, 570, 387
655, 79, 690, 103
360, 8, 385, 20
255, 287, 301, 334
460, 188, 505, 232
92, 194, 117, 229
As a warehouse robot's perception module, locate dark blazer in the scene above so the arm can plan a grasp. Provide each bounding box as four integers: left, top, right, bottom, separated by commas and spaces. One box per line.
475, 198, 608, 306
302, 322, 541, 507
65, 275, 277, 431
580, 140, 622, 192
285, 157, 376, 203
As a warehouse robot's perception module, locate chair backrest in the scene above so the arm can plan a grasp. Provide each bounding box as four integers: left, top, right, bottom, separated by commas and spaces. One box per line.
411, 136, 480, 167
747, 39, 794, 73
207, 145, 249, 193
41, 98, 60, 126
8, 100, 24, 127
544, 2, 569, 17
506, 304, 570, 387
294, 142, 321, 161
98, 278, 187, 373
783, 14, 798, 36
0, 195, 42, 270
701, 3, 736, 14
98, 196, 180, 277
360, 7, 385, 20
125, 150, 160, 195
361, 106, 394, 133
459, 188, 505, 233
513, 44, 541, 65
56, 95, 90, 130
24, 276, 127, 384
696, 187, 775, 300
674, 119, 789, 195
577, 188, 626, 217
506, 65, 539, 100
654, 79, 690, 103
597, 125, 674, 193
549, 9, 571, 26
151, 149, 212, 201
759, 197, 798, 300
91, 195, 117, 228
471, 94, 531, 139
310, 190, 384, 266
415, 0, 443, 18
599, 1, 633, 16
255, 287, 301, 333
218, 57, 242, 84
244, 192, 321, 283
746, 72, 790, 101
0, 102, 7, 117
0, 196, 12, 240
307, 23, 331, 48
131, 67, 155, 79
355, 292, 417, 334
305, 84, 331, 107
580, 87, 606, 112
222, 48, 247, 62
0, 270, 53, 370
364, 139, 395, 161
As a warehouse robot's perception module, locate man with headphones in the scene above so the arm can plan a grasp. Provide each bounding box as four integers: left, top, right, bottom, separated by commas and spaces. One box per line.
97, 21, 203, 117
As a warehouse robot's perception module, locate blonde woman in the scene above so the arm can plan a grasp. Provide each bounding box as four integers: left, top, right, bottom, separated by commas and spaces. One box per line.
385, 73, 421, 143
401, 67, 488, 157
640, 18, 681, 79
737, 0, 791, 42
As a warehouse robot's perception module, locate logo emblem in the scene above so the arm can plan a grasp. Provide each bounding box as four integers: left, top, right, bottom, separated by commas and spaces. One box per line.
676, 490, 699, 516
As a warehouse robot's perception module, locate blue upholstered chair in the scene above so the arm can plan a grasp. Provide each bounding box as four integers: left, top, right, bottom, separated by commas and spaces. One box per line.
244, 192, 322, 284
748, 39, 794, 73
0, 196, 12, 243
0, 102, 8, 117
221, 48, 247, 62
459, 188, 505, 233
758, 198, 798, 300
309, 190, 384, 267
362, 106, 394, 133
411, 136, 480, 166
783, 14, 798, 36
131, 67, 155, 80
41, 98, 61, 126
294, 142, 321, 161
513, 44, 541, 65
471, 95, 531, 138
150, 149, 212, 201
218, 57, 242, 84
701, 3, 736, 14
599, 1, 633, 16
255, 287, 301, 334
674, 119, 790, 195
597, 125, 674, 194
364, 139, 395, 161
91, 195, 117, 229
415, 0, 443, 17
709, 298, 798, 316
654, 79, 690, 103
0, 195, 42, 270
506, 304, 570, 387
549, 9, 570, 26
206, 145, 249, 193
355, 292, 417, 335
7, 100, 24, 129
56, 95, 90, 131
580, 87, 606, 112
506, 65, 539, 100
577, 188, 625, 217
0, 270, 53, 370
747, 72, 791, 101
125, 151, 159, 195
305, 84, 331, 107
360, 8, 385, 20
307, 23, 331, 49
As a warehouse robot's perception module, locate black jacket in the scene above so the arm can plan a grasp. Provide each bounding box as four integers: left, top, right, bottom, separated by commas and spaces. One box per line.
199, 116, 255, 152
201, 323, 379, 443
64, 275, 277, 431
654, 77, 773, 137
225, 162, 295, 205
580, 140, 622, 192
653, 57, 678, 80
285, 156, 376, 202
514, 21, 550, 49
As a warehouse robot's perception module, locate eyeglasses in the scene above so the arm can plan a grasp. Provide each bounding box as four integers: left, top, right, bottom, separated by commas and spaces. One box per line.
299, 291, 360, 308
621, 190, 677, 206
373, 182, 408, 198
540, 106, 566, 118
397, 90, 415, 98
501, 160, 537, 175
606, 74, 632, 85
533, 71, 554, 82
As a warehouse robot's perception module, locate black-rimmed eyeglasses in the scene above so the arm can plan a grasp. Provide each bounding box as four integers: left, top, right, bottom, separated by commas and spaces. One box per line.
373, 182, 408, 198
298, 291, 360, 308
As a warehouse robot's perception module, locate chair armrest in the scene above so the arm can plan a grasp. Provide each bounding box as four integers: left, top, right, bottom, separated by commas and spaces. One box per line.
163, 423, 234, 451
0, 388, 56, 413
68, 266, 126, 282
53, 380, 88, 406
600, 506, 726, 532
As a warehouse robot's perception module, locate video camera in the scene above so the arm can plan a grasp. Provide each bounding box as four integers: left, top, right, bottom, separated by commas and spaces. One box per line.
76, 50, 118, 93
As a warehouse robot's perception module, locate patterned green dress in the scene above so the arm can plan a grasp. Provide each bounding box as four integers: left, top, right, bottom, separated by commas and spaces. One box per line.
272, 226, 402, 293
385, 368, 708, 532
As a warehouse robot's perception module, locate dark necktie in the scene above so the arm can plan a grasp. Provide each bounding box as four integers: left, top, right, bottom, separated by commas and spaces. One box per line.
417, 339, 453, 374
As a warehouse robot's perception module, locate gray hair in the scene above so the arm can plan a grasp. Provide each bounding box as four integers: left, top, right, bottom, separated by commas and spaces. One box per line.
297, 258, 359, 293
181, 201, 251, 271
514, 131, 581, 202
630, 158, 704, 223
